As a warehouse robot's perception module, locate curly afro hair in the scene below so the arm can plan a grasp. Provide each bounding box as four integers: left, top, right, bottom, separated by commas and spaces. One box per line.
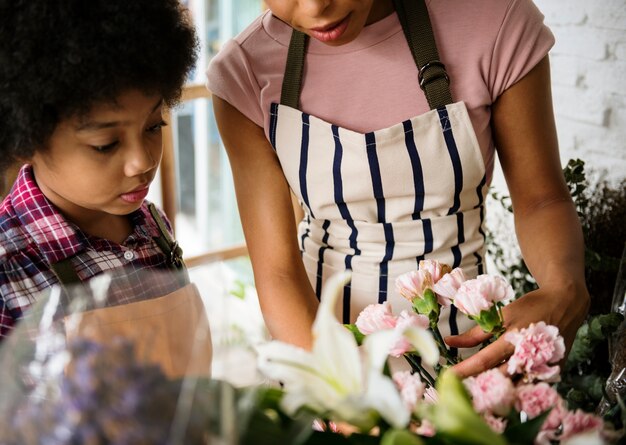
0, 0, 198, 172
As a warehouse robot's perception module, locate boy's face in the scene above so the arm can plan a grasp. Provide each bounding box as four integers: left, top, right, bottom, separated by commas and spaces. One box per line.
266, 0, 394, 46
30, 90, 165, 225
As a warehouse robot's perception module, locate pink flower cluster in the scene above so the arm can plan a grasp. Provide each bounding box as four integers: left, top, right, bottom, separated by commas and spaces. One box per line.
464, 369, 515, 416
355, 303, 429, 357
363, 262, 607, 443
462, 370, 605, 442
395, 260, 514, 317
396, 260, 456, 305
453, 274, 515, 317
505, 322, 565, 382
393, 371, 426, 412
459, 325, 605, 443
393, 371, 436, 437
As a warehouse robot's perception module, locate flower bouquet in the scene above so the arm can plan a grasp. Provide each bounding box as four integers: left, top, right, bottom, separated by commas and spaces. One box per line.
256, 262, 621, 444
0, 263, 621, 444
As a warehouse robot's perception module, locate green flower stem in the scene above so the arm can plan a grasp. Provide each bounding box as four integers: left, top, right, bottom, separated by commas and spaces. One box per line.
491, 325, 505, 340
493, 304, 506, 340
430, 322, 459, 366
405, 354, 436, 387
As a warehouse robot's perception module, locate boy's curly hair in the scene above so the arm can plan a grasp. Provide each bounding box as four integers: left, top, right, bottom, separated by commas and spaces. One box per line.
0, 0, 199, 172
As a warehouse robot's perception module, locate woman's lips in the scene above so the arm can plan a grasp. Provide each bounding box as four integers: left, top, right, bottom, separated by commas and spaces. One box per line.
309, 15, 350, 42
120, 185, 149, 203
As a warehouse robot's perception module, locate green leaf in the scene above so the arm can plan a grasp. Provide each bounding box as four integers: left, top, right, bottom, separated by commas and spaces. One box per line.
345, 324, 366, 346
476, 307, 502, 333
381, 429, 425, 445
239, 387, 318, 445
565, 313, 624, 370
301, 431, 383, 445
229, 280, 247, 300
504, 409, 551, 445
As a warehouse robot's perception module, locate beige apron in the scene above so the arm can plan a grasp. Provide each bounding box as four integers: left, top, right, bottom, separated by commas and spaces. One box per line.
52, 204, 212, 378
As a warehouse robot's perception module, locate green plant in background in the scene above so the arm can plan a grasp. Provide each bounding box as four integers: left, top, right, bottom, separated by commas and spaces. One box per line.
558, 313, 623, 411
486, 158, 626, 432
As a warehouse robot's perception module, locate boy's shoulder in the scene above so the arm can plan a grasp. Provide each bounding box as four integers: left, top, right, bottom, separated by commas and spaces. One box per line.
0, 193, 35, 264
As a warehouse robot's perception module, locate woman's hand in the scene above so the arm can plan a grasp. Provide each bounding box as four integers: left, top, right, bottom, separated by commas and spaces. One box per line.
447, 285, 590, 378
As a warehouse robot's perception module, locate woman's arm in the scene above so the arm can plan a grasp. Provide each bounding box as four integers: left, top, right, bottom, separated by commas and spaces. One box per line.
213, 96, 319, 349
448, 56, 590, 377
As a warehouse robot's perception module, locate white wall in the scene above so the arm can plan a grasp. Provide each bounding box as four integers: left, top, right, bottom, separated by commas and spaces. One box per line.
493, 0, 626, 189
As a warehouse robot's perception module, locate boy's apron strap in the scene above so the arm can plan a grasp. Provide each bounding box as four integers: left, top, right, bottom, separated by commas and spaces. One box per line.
148, 203, 190, 286
50, 258, 82, 298
281, 0, 452, 110
50, 259, 82, 285
147, 203, 186, 271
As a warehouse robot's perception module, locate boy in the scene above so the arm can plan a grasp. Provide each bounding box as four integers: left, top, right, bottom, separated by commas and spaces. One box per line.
0, 0, 198, 340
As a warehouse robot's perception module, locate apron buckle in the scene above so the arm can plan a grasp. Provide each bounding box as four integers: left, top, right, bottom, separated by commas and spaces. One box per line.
418, 60, 449, 90
170, 241, 184, 268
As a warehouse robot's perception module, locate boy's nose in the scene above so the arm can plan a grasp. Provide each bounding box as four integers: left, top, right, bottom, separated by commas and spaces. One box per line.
124, 141, 158, 177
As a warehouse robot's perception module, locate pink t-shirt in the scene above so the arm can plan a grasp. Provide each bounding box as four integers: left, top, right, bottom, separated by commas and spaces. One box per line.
206, 0, 554, 182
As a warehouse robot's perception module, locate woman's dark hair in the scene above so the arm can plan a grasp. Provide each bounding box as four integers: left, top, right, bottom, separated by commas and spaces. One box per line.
0, 0, 199, 171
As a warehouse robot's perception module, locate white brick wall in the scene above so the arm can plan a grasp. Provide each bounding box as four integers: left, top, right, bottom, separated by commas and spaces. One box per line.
493, 0, 626, 188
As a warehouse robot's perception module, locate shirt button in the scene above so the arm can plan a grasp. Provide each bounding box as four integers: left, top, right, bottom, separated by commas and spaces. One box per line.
123, 250, 135, 261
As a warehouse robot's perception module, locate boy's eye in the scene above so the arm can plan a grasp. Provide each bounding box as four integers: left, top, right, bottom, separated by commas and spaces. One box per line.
147, 120, 168, 133
90, 141, 118, 153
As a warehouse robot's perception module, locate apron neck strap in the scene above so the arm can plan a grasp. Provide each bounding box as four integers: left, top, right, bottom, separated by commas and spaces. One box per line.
147, 203, 187, 273
280, 30, 309, 109
393, 0, 452, 109
50, 259, 82, 286
280, 0, 452, 110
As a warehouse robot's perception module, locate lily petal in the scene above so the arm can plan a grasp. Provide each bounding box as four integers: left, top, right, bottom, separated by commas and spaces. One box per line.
313, 271, 363, 392
402, 327, 440, 367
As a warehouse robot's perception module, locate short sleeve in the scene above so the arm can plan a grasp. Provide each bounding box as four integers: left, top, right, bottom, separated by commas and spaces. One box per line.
488, 0, 555, 101
206, 39, 265, 128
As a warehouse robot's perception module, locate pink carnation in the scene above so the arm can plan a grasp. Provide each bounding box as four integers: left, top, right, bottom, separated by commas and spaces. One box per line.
432, 267, 466, 307
483, 413, 508, 434
515, 383, 566, 432
389, 310, 430, 357
505, 322, 566, 382
417, 259, 451, 283
395, 270, 434, 301
464, 369, 515, 416
454, 274, 515, 317
355, 302, 397, 335
393, 370, 425, 412
560, 410, 604, 442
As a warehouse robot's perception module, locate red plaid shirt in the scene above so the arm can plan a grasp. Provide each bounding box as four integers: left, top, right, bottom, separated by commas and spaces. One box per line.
0, 165, 182, 340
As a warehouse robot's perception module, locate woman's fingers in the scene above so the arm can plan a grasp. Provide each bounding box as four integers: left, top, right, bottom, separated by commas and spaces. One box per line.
450, 338, 514, 378
444, 325, 491, 348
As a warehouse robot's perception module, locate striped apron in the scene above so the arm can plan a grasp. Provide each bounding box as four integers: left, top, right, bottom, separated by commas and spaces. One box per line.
270, 0, 487, 354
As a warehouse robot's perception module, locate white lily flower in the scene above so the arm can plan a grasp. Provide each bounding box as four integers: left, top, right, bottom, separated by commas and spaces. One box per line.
257, 272, 439, 431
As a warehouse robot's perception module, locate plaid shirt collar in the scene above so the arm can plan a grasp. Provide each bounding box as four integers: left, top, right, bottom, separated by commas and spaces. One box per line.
9, 165, 161, 265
